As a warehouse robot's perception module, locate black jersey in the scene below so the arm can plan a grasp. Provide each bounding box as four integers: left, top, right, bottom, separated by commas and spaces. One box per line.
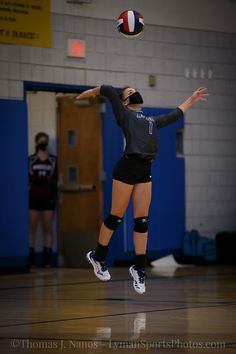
29, 154, 57, 201
100, 85, 183, 160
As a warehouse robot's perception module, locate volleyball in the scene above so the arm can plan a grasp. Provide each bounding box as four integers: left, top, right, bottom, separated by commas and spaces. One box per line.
117, 10, 144, 38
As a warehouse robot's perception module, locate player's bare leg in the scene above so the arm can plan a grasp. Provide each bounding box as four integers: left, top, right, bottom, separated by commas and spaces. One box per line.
129, 181, 152, 294
87, 179, 134, 281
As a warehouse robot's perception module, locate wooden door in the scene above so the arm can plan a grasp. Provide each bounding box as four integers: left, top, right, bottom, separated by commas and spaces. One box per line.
57, 96, 103, 266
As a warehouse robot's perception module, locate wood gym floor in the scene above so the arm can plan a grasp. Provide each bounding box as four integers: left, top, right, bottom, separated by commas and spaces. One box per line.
0, 266, 235, 353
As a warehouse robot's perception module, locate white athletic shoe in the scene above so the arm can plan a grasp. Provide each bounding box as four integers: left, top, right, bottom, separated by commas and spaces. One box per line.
86, 251, 111, 281
129, 265, 146, 294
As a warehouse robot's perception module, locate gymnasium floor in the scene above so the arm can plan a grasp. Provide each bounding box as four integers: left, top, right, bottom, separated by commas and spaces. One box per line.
0, 266, 235, 353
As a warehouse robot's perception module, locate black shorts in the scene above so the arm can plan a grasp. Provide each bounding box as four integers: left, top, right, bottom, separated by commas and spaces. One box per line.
29, 197, 56, 211
112, 155, 152, 185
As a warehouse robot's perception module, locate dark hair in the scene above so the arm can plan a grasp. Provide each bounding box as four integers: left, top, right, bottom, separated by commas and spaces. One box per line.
34, 132, 49, 144
119, 86, 132, 100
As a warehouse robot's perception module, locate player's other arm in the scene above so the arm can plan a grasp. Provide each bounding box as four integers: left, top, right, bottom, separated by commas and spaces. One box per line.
76, 87, 100, 100
76, 85, 124, 125
155, 87, 208, 129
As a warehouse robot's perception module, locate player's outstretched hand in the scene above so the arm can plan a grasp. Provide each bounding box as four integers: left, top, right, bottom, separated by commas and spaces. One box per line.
191, 87, 208, 103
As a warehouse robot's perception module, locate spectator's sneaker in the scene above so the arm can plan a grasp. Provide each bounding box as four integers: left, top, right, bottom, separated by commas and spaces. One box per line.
129, 266, 146, 294
86, 251, 111, 281
44, 247, 51, 268
28, 249, 35, 268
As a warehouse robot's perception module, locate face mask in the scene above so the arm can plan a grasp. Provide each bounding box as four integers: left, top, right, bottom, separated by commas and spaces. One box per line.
37, 142, 48, 151
128, 91, 143, 105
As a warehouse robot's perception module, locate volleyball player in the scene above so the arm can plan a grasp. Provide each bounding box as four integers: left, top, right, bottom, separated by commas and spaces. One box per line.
76, 85, 208, 294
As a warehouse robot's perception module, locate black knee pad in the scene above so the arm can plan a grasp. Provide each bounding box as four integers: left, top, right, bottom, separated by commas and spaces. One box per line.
134, 216, 149, 233
104, 214, 123, 230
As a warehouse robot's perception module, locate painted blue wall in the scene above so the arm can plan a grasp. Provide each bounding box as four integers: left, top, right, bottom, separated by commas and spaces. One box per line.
0, 86, 185, 269
0, 99, 29, 267
102, 102, 185, 265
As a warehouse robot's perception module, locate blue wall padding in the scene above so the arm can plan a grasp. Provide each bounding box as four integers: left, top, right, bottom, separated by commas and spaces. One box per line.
0, 93, 184, 268
0, 99, 29, 262
145, 107, 185, 252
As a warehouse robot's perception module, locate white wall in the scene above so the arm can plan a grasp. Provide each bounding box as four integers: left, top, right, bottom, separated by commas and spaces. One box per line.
27, 91, 58, 155
0, 0, 236, 236
52, 0, 236, 33
27, 91, 60, 252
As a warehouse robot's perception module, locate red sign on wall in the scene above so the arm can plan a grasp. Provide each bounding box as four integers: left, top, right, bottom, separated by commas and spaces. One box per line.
67, 39, 86, 58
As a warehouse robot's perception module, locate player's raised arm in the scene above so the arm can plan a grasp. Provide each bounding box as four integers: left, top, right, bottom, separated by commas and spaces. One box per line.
178, 87, 208, 113
75, 86, 101, 100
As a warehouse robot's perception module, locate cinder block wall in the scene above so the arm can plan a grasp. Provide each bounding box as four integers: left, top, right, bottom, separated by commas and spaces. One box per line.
0, 0, 235, 236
